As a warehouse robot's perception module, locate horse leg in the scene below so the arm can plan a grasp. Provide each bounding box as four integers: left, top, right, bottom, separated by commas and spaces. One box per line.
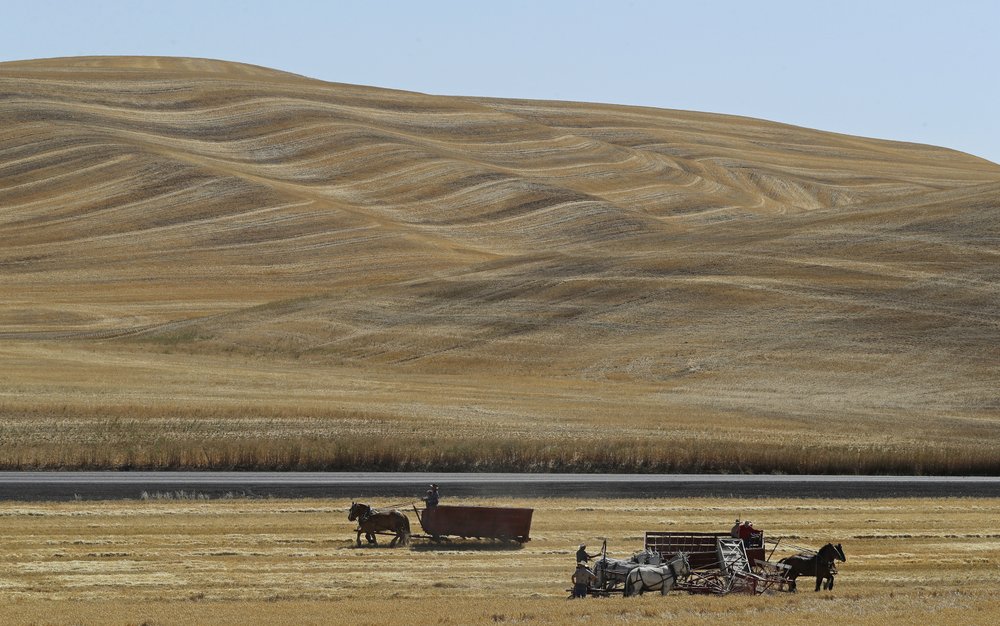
356, 529, 363, 547
815, 575, 823, 592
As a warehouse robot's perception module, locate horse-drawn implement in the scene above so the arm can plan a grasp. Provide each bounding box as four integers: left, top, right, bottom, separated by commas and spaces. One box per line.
577, 522, 845, 598
645, 529, 767, 569
642, 525, 845, 595
413, 504, 533, 543
643, 527, 786, 594
348, 501, 533, 546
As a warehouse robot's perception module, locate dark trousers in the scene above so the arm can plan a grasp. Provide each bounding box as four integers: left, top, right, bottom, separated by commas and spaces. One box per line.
572, 583, 589, 598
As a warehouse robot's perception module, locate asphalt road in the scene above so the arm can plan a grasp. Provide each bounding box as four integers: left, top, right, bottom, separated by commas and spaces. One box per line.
0, 472, 998, 501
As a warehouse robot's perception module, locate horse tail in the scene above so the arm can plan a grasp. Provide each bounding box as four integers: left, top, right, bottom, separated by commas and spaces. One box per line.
401, 513, 411, 545
623, 573, 633, 597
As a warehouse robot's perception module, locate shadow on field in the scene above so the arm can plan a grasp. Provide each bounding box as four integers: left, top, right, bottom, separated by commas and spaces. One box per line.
409, 539, 525, 552
334, 539, 524, 551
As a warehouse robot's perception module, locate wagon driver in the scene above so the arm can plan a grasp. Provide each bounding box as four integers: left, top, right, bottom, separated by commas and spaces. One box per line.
576, 543, 594, 564
423, 484, 440, 508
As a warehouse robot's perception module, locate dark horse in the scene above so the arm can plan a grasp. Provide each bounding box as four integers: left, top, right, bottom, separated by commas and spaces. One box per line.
779, 543, 846, 592
348, 502, 410, 547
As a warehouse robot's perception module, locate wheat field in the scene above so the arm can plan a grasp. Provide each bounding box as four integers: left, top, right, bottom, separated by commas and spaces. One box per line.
1, 56, 999, 471
0, 495, 998, 624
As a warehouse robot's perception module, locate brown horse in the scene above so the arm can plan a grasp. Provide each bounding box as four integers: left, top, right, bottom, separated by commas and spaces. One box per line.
779, 543, 846, 592
348, 502, 410, 547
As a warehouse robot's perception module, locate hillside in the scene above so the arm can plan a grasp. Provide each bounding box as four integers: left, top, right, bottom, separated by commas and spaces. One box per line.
2, 56, 998, 473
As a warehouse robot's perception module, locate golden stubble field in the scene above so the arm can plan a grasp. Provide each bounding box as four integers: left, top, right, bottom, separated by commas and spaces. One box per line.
1, 340, 998, 474
1, 496, 999, 625
2, 56, 999, 474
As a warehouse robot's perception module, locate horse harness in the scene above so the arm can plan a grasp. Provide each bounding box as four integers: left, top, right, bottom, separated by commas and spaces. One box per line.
358, 506, 381, 524
636, 559, 680, 588
666, 559, 680, 582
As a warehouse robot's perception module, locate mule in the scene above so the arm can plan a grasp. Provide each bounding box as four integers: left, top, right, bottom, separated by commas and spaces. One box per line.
779, 543, 845, 592
348, 502, 411, 547
623, 554, 691, 597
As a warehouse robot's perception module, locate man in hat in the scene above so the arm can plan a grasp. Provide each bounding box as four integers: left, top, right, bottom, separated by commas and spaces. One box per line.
576, 543, 594, 564
423, 484, 439, 508
571, 561, 596, 598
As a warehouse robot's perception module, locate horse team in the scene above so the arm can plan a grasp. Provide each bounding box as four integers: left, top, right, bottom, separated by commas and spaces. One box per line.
778, 542, 847, 592
585, 542, 845, 597
348, 502, 411, 547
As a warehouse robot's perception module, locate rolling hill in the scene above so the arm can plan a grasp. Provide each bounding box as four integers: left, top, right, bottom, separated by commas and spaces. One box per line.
1, 56, 998, 473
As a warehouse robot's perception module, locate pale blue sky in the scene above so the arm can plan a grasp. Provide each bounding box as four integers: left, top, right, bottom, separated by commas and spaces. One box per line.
2, 0, 998, 164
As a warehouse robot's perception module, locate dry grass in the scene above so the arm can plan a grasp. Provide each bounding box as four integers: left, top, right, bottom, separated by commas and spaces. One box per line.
0, 496, 998, 624
1, 56, 999, 473
0, 344, 997, 473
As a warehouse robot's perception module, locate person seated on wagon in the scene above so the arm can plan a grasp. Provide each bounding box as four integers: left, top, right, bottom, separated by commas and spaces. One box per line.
571, 561, 597, 598
423, 484, 439, 508
731, 518, 741, 538
740, 520, 764, 548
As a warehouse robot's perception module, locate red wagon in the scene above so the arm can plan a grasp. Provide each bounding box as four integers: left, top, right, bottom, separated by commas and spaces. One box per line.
644, 529, 766, 569
413, 504, 533, 543
644, 526, 790, 594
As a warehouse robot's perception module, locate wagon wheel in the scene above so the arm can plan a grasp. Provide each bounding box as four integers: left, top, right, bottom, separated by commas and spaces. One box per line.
687, 571, 730, 595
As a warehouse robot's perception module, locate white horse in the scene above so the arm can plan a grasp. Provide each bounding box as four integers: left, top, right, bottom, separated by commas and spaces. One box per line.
594, 548, 662, 590
623, 554, 690, 597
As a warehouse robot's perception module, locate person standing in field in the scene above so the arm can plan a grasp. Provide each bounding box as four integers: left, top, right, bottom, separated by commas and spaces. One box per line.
571, 561, 596, 598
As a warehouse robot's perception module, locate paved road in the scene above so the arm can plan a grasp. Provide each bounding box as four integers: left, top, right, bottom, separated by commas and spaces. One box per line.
0, 472, 997, 500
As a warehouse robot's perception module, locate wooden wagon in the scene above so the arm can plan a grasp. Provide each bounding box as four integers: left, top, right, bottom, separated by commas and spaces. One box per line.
645, 528, 787, 594
413, 504, 533, 543
645, 529, 766, 569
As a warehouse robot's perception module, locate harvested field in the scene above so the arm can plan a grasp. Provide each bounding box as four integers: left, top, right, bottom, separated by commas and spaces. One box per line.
0, 342, 997, 473
1, 56, 999, 473
0, 496, 998, 624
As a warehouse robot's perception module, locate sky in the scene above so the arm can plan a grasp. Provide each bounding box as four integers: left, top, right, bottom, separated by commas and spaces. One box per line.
2, 0, 998, 164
